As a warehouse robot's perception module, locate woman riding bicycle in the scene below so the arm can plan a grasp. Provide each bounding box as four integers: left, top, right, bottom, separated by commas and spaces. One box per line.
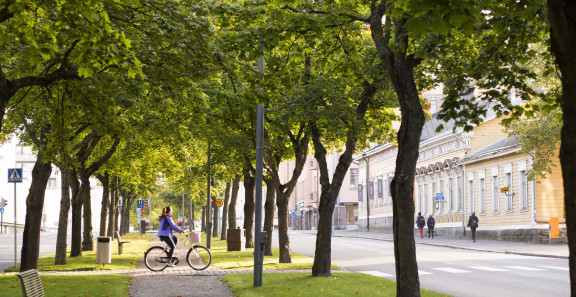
158, 206, 184, 267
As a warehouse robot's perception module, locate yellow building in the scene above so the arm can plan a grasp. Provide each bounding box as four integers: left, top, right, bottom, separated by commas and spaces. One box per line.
357, 113, 565, 242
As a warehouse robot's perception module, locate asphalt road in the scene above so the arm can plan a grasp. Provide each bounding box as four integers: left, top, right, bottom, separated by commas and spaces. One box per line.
274, 231, 570, 297
0, 230, 69, 272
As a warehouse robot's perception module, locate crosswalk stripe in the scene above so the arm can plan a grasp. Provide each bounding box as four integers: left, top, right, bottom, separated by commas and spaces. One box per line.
468, 266, 509, 271
418, 270, 433, 275
433, 267, 471, 273
503, 266, 545, 271
539, 266, 569, 271
360, 271, 394, 277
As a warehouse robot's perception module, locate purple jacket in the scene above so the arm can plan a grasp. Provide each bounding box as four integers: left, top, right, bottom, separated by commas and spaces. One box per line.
157, 215, 183, 237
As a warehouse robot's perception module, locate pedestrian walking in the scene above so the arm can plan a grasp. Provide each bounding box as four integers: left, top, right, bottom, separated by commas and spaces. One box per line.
416, 212, 425, 238
467, 211, 479, 242
427, 214, 435, 238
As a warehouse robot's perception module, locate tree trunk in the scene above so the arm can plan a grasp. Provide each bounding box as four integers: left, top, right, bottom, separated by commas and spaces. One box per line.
221, 181, 232, 240
276, 192, 292, 263
19, 153, 52, 271
243, 166, 255, 248
54, 169, 71, 265
114, 183, 120, 235
201, 206, 206, 232
97, 173, 110, 236
263, 177, 276, 256
548, 1, 576, 294
107, 176, 117, 237
69, 173, 83, 257
212, 196, 219, 237
228, 174, 241, 230
81, 179, 93, 251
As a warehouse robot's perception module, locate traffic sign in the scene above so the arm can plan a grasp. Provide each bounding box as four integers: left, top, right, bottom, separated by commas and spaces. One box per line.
8, 169, 23, 183
119, 205, 123, 210
435, 193, 444, 201
0, 208, 3, 214
137, 199, 144, 208
500, 187, 510, 193
216, 199, 223, 207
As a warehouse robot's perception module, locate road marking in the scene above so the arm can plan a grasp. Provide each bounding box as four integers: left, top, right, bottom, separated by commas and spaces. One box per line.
432, 267, 471, 273
418, 270, 433, 275
539, 266, 569, 271
360, 271, 394, 277
503, 266, 545, 271
468, 266, 509, 272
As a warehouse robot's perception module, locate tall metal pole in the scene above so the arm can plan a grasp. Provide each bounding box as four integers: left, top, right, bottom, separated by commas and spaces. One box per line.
254, 104, 265, 287
362, 153, 370, 232
14, 183, 17, 268
206, 142, 212, 248
254, 57, 266, 287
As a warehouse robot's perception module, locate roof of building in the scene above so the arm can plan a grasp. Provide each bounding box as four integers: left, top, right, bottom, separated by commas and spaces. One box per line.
462, 134, 521, 162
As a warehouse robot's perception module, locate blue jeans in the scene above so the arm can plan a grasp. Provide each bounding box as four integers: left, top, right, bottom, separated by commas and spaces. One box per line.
160, 235, 178, 260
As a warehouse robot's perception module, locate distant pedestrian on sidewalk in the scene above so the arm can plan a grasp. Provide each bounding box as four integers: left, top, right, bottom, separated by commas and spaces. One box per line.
427, 215, 435, 238
416, 212, 425, 238
158, 206, 184, 267
467, 212, 479, 242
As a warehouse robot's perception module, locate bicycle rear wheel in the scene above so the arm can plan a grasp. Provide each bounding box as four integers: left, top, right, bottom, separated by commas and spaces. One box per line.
144, 246, 169, 271
187, 245, 211, 270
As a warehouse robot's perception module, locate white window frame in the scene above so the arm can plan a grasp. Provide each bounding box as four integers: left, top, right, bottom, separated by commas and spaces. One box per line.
448, 176, 454, 213
468, 172, 474, 214
439, 177, 444, 213
492, 167, 499, 213
457, 176, 462, 211
504, 164, 512, 212
48, 178, 57, 189
518, 161, 528, 211
424, 182, 428, 215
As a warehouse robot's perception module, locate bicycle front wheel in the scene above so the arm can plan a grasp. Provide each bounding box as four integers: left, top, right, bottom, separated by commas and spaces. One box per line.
144, 246, 169, 271
187, 245, 212, 270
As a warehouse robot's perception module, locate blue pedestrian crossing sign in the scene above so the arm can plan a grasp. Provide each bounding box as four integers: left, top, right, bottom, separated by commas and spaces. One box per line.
0, 208, 4, 213
137, 199, 144, 208
8, 169, 23, 183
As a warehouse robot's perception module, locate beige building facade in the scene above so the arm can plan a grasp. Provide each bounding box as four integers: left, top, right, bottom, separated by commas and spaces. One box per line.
279, 153, 359, 230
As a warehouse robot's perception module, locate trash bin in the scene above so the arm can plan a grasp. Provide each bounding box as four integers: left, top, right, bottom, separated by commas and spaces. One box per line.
97, 236, 112, 264
227, 228, 246, 251
140, 220, 146, 234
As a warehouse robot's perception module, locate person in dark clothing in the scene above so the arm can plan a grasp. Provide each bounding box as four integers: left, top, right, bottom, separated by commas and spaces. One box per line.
427, 215, 435, 238
416, 212, 425, 238
467, 212, 479, 242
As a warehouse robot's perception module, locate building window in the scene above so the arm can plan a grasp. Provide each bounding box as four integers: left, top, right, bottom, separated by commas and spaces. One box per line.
492, 175, 499, 213
369, 180, 374, 205
457, 176, 462, 211
377, 178, 383, 198
309, 160, 315, 168
418, 184, 423, 213
448, 177, 454, 212
357, 184, 363, 208
520, 170, 528, 210
479, 178, 485, 213
423, 183, 428, 214
505, 173, 513, 211
350, 169, 358, 189
439, 178, 444, 213
48, 178, 57, 188
468, 180, 474, 214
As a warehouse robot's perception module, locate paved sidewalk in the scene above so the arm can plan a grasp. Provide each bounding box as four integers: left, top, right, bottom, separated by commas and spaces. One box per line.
331, 229, 569, 259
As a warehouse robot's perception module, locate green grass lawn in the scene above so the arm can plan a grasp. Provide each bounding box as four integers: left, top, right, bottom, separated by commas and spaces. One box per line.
4, 233, 153, 272
223, 272, 451, 297
0, 274, 132, 297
